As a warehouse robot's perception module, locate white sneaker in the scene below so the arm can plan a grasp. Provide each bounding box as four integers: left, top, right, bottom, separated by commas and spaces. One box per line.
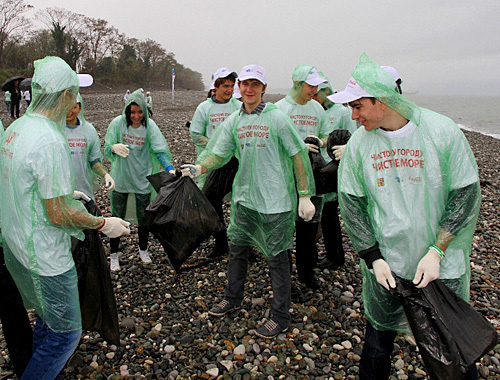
139, 249, 152, 264
110, 253, 120, 272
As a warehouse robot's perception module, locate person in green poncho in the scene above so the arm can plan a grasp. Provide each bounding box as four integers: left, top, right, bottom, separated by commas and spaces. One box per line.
65, 94, 115, 201
330, 54, 481, 380
0, 56, 130, 380
104, 89, 174, 271
189, 67, 241, 258
311, 72, 356, 271
181, 64, 316, 339
275, 65, 330, 291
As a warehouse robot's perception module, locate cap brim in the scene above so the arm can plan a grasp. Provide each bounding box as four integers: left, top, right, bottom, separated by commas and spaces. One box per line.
327, 90, 365, 104
306, 78, 327, 86
238, 76, 266, 85
78, 74, 93, 87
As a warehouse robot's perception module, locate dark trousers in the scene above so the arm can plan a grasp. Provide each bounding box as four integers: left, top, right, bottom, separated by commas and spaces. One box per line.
0, 247, 33, 378
10, 99, 20, 118
110, 192, 151, 252
320, 200, 345, 265
359, 321, 479, 380
295, 220, 320, 283
224, 245, 291, 326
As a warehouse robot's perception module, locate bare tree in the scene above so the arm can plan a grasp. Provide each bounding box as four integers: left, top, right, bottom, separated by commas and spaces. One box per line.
0, 0, 33, 67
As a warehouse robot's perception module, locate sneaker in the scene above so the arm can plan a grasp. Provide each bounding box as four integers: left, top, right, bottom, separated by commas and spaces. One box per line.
110, 253, 120, 272
139, 249, 152, 264
208, 300, 238, 316
255, 319, 288, 339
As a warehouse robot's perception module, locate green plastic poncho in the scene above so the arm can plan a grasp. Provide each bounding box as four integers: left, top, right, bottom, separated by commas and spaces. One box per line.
104, 89, 172, 223
316, 71, 357, 135
190, 97, 242, 154
0, 56, 105, 333
65, 94, 103, 200
190, 97, 241, 188
276, 65, 331, 220
338, 54, 481, 332
197, 104, 315, 257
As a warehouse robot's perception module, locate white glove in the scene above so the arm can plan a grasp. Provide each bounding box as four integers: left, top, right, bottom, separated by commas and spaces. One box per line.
413, 249, 441, 288
168, 169, 176, 175
112, 143, 130, 158
298, 197, 315, 222
332, 145, 346, 160
73, 190, 91, 202
372, 259, 396, 290
97, 217, 131, 238
180, 164, 202, 178
305, 143, 320, 153
305, 135, 323, 153
104, 173, 115, 191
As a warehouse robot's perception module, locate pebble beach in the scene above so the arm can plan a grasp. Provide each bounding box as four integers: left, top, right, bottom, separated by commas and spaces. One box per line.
1, 89, 499, 380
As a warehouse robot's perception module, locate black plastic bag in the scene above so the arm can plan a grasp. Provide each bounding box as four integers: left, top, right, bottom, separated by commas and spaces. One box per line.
202, 155, 239, 201
326, 129, 352, 161
145, 173, 222, 270
392, 276, 498, 379
303, 129, 351, 195
71, 200, 120, 345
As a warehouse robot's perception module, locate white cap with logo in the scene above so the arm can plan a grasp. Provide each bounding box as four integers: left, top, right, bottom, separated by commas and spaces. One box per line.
327, 77, 373, 104
304, 67, 327, 86
213, 67, 238, 82
238, 64, 267, 85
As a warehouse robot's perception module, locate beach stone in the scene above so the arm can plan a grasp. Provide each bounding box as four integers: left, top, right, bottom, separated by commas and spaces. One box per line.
206, 367, 219, 377
395, 358, 405, 370
220, 360, 233, 371
164, 345, 175, 353
234, 344, 246, 356
341, 340, 352, 350
121, 317, 135, 330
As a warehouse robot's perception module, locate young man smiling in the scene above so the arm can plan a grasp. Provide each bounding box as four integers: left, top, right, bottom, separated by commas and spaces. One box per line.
189, 67, 241, 258
329, 54, 481, 380
276, 65, 330, 291
181, 64, 316, 338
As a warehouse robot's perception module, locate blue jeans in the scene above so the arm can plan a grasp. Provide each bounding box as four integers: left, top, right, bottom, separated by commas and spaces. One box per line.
359, 321, 479, 380
21, 317, 81, 380
224, 245, 291, 326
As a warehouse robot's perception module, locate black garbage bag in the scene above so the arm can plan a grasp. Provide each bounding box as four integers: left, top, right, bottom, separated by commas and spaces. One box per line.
392, 276, 498, 379
145, 173, 222, 270
303, 129, 351, 195
326, 128, 352, 161
71, 200, 120, 345
202, 155, 239, 201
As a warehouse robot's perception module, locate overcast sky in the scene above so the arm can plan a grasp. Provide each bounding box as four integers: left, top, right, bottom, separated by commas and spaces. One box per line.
29, 0, 500, 96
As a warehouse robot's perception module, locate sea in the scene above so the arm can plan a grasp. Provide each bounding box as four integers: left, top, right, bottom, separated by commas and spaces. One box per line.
405, 94, 500, 140
269, 91, 500, 140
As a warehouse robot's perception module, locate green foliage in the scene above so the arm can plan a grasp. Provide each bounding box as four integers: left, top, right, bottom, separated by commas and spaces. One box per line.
0, 4, 204, 90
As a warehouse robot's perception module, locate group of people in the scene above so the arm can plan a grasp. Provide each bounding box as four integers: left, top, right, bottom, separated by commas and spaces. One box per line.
182, 57, 481, 378
3, 82, 31, 119
0, 52, 482, 380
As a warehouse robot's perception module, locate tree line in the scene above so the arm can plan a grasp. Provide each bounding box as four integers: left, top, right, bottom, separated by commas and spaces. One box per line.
0, 1, 204, 90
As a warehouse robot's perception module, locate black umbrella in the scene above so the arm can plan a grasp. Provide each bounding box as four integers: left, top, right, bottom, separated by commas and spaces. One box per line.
19, 78, 32, 91
1, 76, 24, 92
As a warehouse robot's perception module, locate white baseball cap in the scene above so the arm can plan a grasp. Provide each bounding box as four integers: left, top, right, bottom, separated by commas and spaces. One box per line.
77, 74, 93, 87
213, 67, 237, 82
238, 64, 267, 85
304, 67, 327, 86
327, 77, 373, 104
381, 66, 401, 81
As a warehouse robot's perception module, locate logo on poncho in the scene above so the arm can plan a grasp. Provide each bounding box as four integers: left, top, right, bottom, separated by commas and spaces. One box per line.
377, 178, 385, 187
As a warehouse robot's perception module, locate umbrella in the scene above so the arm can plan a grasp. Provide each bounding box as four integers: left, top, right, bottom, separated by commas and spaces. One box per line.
19, 78, 32, 91
1, 76, 24, 92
